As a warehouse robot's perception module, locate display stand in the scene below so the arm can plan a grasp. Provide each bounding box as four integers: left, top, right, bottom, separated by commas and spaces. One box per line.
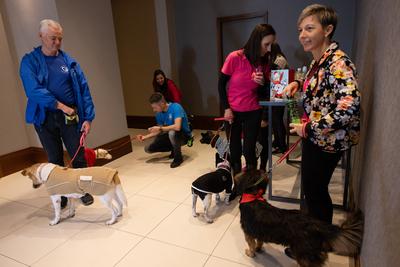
259, 100, 350, 210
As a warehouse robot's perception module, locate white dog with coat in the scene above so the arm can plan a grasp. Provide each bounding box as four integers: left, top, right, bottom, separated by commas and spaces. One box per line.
22, 163, 127, 225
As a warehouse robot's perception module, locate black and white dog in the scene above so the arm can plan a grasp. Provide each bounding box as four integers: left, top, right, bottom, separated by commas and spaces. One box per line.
191, 160, 233, 223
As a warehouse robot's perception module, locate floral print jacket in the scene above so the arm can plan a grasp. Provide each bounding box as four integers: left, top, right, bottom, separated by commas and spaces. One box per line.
303, 42, 361, 152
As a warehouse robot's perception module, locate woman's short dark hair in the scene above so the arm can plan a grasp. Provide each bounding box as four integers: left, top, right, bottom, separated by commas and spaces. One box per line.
298, 4, 337, 39
243, 24, 276, 67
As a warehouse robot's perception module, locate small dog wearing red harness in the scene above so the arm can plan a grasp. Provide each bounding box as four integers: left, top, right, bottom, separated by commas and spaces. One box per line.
235, 170, 363, 267
84, 148, 112, 167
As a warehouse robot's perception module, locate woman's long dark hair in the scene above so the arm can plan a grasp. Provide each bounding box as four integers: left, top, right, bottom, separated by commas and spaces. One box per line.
270, 43, 286, 62
243, 24, 276, 67
152, 69, 168, 94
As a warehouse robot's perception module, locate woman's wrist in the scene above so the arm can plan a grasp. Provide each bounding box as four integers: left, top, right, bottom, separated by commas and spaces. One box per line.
302, 122, 309, 138
294, 80, 302, 89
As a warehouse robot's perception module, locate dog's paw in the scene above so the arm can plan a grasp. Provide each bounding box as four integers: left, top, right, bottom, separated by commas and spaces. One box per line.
68, 212, 75, 218
245, 249, 255, 258
255, 246, 264, 252
192, 212, 199, 217
49, 219, 60, 226
105, 218, 117, 225
205, 217, 214, 224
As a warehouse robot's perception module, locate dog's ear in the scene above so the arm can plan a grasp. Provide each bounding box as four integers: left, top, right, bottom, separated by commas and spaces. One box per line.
234, 170, 266, 195
233, 172, 249, 195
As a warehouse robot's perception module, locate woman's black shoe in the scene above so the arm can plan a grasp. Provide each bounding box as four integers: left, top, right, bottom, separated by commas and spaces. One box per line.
80, 193, 94, 206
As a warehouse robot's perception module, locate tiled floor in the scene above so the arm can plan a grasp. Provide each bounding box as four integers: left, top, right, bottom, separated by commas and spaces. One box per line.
0, 129, 353, 267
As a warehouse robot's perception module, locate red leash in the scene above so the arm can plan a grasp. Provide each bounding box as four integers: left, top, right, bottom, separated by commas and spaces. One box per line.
273, 138, 302, 168
67, 132, 87, 168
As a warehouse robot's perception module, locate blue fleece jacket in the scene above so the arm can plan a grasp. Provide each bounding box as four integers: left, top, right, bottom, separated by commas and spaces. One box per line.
19, 46, 95, 128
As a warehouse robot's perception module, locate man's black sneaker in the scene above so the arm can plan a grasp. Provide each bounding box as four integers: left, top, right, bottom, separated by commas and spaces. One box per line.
284, 248, 295, 259
80, 193, 94, 206
170, 158, 183, 168
61, 196, 68, 209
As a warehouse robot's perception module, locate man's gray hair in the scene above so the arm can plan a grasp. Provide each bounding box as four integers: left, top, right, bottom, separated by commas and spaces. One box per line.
39, 19, 62, 34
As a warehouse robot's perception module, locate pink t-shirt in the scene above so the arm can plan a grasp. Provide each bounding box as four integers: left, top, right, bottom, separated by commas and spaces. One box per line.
221, 50, 261, 112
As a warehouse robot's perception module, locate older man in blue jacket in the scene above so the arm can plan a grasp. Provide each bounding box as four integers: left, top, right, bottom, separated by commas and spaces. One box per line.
20, 19, 95, 206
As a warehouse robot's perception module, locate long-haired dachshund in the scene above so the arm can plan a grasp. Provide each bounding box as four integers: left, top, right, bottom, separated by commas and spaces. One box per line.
235, 170, 363, 267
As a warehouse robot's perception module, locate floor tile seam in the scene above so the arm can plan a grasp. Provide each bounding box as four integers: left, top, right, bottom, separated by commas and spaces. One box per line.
112, 235, 147, 267
0, 200, 48, 240
144, 236, 210, 258
144, 201, 185, 238
132, 173, 178, 194
144, 201, 239, 258
92, 220, 146, 238
203, 254, 252, 267
135, 192, 189, 204
0, 252, 30, 266
29, 222, 92, 266
203, 209, 244, 266
0, 197, 49, 211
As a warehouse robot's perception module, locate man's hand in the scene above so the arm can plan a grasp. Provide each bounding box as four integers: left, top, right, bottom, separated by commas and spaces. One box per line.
56, 101, 75, 115
224, 108, 234, 124
136, 134, 145, 142
283, 81, 300, 98
148, 126, 162, 134
81, 121, 91, 135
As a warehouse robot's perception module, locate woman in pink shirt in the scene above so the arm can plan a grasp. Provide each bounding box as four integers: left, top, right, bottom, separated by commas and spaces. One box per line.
218, 24, 277, 175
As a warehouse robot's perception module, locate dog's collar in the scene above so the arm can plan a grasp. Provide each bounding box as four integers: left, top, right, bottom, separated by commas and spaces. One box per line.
216, 163, 231, 174
240, 189, 266, 204
36, 163, 57, 182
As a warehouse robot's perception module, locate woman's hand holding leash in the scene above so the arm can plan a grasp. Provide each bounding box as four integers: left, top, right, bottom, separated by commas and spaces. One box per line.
289, 122, 308, 138
223, 108, 234, 124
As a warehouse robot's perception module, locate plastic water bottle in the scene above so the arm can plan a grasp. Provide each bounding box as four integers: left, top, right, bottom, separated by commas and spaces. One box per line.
288, 99, 301, 124
301, 66, 308, 79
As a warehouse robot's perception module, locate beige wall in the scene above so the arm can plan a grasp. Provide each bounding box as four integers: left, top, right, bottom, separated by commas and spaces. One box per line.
111, 0, 160, 116
352, 0, 400, 265
56, 0, 128, 147
0, 8, 29, 155
0, 0, 58, 152
0, 0, 129, 154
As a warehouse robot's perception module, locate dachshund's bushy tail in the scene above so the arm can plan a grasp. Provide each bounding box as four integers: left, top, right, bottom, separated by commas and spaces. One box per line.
331, 210, 363, 255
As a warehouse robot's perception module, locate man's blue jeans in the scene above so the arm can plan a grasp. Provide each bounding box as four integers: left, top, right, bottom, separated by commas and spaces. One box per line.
34, 111, 87, 168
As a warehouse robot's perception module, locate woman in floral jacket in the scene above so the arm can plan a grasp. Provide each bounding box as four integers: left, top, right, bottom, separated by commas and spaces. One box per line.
285, 4, 361, 224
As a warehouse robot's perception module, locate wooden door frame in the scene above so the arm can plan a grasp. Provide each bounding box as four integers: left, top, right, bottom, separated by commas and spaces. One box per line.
216, 11, 268, 68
